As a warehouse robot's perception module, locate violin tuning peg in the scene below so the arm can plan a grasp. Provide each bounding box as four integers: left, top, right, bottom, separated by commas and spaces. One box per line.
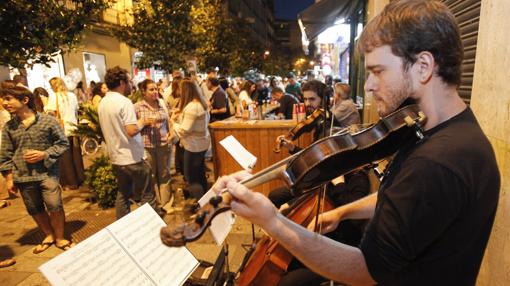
418, 111, 426, 122
195, 211, 208, 226
209, 195, 223, 208
404, 115, 415, 127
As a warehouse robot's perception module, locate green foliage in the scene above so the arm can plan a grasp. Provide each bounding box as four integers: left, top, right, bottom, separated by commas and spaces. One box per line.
0, 0, 111, 68
84, 155, 117, 209
71, 103, 104, 142
261, 50, 294, 76
113, 0, 195, 71
112, 0, 265, 74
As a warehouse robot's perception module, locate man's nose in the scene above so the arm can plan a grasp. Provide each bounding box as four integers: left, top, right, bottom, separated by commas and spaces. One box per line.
365, 75, 376, 92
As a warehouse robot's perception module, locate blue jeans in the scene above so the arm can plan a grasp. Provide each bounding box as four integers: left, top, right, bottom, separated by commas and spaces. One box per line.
112, 160, 157, 219
16, 178, 63, 215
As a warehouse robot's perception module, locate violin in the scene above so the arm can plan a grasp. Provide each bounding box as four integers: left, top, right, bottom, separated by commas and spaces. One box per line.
160, 104, 426, 246
273, 109, 325, 153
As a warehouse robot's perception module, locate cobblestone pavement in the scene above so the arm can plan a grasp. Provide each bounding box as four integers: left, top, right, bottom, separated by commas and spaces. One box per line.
0, 158, 263, 286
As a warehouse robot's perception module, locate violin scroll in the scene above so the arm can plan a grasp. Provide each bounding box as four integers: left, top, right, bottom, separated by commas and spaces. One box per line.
272, 109, 325, 154
160, 191, 233, 247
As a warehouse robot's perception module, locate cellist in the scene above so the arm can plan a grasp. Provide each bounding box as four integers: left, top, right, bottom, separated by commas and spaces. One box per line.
268, 80, 369, 286
212, 1, 500, 285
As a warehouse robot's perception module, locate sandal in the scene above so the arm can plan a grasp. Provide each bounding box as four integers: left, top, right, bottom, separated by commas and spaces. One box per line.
0, 258, 16, 268
0, 200, 10, 208
55, 240, 75, 251
33, 240, 54, 254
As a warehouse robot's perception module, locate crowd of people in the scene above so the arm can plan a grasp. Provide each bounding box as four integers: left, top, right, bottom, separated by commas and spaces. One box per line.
0, 64, 357, 271
0, 3, 499, 285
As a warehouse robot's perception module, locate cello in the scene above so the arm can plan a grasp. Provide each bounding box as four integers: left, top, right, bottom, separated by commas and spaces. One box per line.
235, 190, 334, 286
160, 104, 426, 281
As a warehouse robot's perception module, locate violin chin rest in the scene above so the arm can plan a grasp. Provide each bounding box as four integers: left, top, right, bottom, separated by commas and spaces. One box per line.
160, 226, 187, 247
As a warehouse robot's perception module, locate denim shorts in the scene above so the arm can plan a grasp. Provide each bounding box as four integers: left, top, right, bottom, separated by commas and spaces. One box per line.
16, 178, 63, 215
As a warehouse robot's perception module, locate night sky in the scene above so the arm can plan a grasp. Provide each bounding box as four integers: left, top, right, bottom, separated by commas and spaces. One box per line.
274, 0, 314, 20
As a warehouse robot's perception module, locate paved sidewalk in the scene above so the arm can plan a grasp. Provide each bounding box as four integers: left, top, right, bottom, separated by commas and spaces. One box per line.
0, 187, 103, 286
0, 168, 261, 285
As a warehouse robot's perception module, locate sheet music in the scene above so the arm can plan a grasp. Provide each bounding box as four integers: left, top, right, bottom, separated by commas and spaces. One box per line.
199, 190, 235, 245
39, 204, 199, 286
108, 204, 199, 286
219, 135, 257, 170
39, 229, 153, 286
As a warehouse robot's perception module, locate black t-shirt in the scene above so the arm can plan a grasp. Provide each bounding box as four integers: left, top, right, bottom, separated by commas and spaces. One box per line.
278, 93, 299, 119
360, 108, 500, 285
210, 87, 230, 122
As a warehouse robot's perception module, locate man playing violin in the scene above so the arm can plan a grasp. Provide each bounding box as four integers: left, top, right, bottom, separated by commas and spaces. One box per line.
213, 1, 500, 285
275, 79, 330, 154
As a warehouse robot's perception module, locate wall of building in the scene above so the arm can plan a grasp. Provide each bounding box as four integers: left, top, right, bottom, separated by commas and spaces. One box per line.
62, 29, 133, 86
226, 0, 274, 48
471, 0, 510, 284
61, 0, 134, 86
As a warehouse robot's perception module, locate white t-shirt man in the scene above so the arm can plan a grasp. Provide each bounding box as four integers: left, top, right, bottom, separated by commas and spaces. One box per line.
98, 91, 144, 165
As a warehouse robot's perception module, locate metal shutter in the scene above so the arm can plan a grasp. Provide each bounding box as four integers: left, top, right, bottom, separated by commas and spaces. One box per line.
442, 0, 481, 104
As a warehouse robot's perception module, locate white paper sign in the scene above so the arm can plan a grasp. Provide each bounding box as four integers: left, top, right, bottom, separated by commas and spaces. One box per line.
39, 204, 199, 286
198, 189, 235, 245
219, 135, 257, 170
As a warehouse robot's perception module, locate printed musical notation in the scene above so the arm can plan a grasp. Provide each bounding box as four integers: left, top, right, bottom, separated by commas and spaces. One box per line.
39, 204, 199, 286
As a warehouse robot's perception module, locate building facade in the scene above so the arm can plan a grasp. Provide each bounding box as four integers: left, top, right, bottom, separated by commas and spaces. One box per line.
225, 0, 276, 49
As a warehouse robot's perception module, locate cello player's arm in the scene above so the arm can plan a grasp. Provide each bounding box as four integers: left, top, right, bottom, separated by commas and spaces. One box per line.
334, 192, 378, 220
307, 192, 377, 234
217, 175, 377, 285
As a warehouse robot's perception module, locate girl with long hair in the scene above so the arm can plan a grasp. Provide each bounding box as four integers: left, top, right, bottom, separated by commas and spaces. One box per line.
47, 77, 84, 189
91, 82, 108, 108
171, 79, 210, 198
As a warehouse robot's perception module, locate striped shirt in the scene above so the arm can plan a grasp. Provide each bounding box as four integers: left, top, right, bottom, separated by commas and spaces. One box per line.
134, 99, 170, 148
0, 113, 69, 183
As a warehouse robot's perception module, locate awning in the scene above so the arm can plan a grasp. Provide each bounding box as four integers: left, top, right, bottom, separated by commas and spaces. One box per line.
298, 0, 364, 42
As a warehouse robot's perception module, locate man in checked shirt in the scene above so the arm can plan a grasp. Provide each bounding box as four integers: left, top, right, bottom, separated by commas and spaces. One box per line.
0, 86, 73, 253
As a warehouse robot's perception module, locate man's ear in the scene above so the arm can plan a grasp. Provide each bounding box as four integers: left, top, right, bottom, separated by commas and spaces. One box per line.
415, 51, 435, 84
22, 96, 30, 105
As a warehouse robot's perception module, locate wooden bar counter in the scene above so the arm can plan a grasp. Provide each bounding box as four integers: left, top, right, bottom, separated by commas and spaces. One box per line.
208, 117, 313, 196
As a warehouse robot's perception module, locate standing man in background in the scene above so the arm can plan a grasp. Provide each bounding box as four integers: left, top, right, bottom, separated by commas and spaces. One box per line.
98, 66, 157, 219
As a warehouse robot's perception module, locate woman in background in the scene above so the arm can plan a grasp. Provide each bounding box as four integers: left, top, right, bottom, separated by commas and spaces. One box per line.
135, 79, 173, 213
238, 80, 254, 110
169, 77, 184, 176
171, 78, 210, 198
33, 87, 49, 112
219, 77, 238, 116
47, 77, 84, 190
91, 82, 108, 108
330, 83, 360, 128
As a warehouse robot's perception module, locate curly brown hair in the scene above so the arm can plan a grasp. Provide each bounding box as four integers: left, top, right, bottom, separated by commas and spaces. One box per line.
105, 66, 129, 90
358, 0, 463, 86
